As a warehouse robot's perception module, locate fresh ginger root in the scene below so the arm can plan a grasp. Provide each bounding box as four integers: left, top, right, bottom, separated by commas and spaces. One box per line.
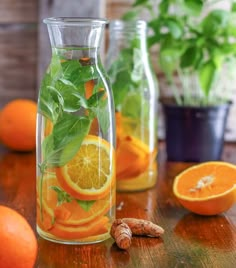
110, 219, 132, 250
122, 218, 164, 237
110, 218, 164, 250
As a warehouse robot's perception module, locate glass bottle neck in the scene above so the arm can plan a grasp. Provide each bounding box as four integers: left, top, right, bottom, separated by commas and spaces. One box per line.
108, 20, 148, 52
44, 17, 107, 53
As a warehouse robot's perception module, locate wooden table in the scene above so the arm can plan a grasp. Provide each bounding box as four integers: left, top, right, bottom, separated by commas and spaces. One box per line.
0, 142, 236, 268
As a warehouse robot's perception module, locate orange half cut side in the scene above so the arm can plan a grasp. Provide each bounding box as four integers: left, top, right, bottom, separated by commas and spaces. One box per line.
173, 161, 236, 215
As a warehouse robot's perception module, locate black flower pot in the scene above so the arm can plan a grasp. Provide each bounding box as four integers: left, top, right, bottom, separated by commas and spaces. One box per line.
162, 102, 231, 162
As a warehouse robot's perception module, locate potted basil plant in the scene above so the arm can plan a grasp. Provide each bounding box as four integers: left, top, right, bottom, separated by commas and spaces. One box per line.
123, 0, 236, 162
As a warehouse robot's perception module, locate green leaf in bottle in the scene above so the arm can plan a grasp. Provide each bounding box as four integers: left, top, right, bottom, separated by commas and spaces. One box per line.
51, 186, 96, 212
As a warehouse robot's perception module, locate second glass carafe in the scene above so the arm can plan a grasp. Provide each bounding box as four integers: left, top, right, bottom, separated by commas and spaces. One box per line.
106, 20, 159, 191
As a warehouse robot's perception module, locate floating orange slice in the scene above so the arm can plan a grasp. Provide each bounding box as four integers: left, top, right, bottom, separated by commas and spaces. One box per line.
49, 216, 110, 240
173, 161, 236, 215
56, 135, 115, 200
37, 175, 114, 227
44, 119, 53, 137
116, 135, 150, 180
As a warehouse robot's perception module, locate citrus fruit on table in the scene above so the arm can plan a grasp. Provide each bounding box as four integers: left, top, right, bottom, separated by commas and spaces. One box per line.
0, 205, 37, 268
0, 99, 37, 151
173, 161, 236, 215
56, 135, 115, 200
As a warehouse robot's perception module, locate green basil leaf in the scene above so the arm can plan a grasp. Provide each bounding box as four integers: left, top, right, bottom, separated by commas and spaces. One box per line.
148, 18, 161, 35
50, 51, 62, 78
159, 46, 182, 80
111, 71, 132, 109
54, 115, 91, 166
41, 114, 91, 167
38, 73, 58, 122
121, 93, 142, 119
50, 186, 72, 206
199, 60, 217, 97
53, 114, 90, 149
166, 19, 183, 39
148, 34, 161, 47
42, 134, 62, 166
232, 3, 236, 12
133, 0, 148, 7
227, 24, 236, 37
202, 10, 229, 36
131, 48, 143, 83
183, 0, 203, 16
54, 79, 87, 112
97, 103, 110, 135
122, 10, 138, 21
42, 134, 54, 161
76, 200, 96, 212
159, 0, 169, 14
87, 90, 106, 108
50, 186, 95, 211
180, 46, 198, 68
62, 59, 82, 78
62, 60, 98, 86
121, 91, 149, 124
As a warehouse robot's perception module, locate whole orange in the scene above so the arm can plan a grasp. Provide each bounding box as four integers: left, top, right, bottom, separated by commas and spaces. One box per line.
0, 99, 37, 151
0, 205, 38, 268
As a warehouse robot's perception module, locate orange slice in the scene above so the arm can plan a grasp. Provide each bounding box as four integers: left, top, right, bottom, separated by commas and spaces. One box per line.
44, 119, 53, 137
116, 135, 150, 180
56, 135, 115, 200
49, 216, 110, 240
85, 80, 95, 99
173, 161, 236, 215
37, 175, 115, 227
36, 199, 54, 231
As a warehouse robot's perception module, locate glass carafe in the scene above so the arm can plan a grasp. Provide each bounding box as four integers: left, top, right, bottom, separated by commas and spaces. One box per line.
36, 17, 116, 244
106, 20, 159, 191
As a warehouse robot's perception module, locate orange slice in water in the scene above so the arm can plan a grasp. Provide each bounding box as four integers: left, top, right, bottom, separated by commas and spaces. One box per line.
37, 175, 114, 227
49, 215, 110, 240
56, 135, 115, 200
173, 161, 236, 215
116, 135, 151, 180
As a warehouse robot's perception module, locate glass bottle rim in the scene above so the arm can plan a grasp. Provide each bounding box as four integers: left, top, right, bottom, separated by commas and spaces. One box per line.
43, 17, 108, 26
109, 19, 147, 31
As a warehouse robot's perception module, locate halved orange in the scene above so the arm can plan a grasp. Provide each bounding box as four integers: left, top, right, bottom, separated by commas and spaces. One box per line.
173, 161, 236, 215
37, 175, 114, 227
56, 135, 115, 200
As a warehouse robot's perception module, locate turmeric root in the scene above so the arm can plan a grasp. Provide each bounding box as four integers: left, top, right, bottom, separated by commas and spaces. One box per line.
122, 218, 164, 237
110, 218, 164, 250
110, 219, 132, 250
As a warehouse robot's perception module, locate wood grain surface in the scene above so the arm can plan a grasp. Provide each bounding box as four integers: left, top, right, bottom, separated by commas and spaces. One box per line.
0, 0, 38, 106
0, 142, 235, 268
0, 0, 38, 23
0, 25, 37, 107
